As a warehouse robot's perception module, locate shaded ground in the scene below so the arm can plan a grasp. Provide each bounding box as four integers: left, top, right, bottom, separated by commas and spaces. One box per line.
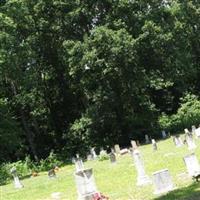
154, 183, 200, 200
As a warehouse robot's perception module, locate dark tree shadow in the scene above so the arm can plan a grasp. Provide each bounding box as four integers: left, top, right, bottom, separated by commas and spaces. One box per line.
154, 182, 200, 200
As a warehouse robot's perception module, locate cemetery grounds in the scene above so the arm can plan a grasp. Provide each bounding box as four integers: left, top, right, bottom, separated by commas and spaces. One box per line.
1, 137, 200, 200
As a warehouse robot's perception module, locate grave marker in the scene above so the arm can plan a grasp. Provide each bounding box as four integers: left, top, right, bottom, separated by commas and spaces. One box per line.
132, 150, 151, 186
152, 139, 157, 151
153, 169, 174, 194
10, 167, 23, 189
114, 144, 120, 154
145, 135, 150, 144
183, 153, 200, 177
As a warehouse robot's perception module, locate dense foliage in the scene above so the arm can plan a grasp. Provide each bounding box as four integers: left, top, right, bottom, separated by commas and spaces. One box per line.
0, 0, 199, 162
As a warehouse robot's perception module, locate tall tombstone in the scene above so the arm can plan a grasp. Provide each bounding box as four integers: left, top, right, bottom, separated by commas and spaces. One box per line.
183, 153, 200, 177
110, 151, 116, 164
192, 125, 196, 134
114, 144, 120, 154
186, 134, 196, 150
10, 167, 23, 189
152, 139, 157, 151
184, 128, 190, 135
173, 135, 183, 147
131, 140, 138, 150
161, 130, 167, 139
74, 168, 98, 200
145, 135, 150, 144
132, 149, 151, 186
153, 169, 174, 194
75, 158, 85, 172
90, 148, 97, 159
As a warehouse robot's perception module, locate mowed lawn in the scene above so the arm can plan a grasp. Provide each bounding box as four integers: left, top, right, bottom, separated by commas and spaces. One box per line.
1, 137, 200, 200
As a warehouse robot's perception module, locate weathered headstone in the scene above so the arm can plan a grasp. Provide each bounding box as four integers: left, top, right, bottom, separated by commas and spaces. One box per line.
48, 168, 56, 179
10, 167, 23, 189
195, 127, 200, 138
173, 136, 183, 147
192, 125, 196, 134
152, 139, 157, 151
120, 148, 129, 155
75, 158, 85, 172
153, 169, 174, 194
145, 134, 150, 144
90, 148, 97, 159
132, 149, 151, 186
131, 140, 138, 150
74, 168, 98, 200
184, 128, 190, 135
186, 134, 196, 150
110, 151, 116, 164
183, 153, 200, 177
114, 144, 120, 154
161, 130, 167, 139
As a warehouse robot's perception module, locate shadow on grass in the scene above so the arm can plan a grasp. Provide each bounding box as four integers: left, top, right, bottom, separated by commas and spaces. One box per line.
154, 182, 200, 200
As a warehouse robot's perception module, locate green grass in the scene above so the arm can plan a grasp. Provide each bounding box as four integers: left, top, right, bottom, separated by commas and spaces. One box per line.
1, 137, 200, 200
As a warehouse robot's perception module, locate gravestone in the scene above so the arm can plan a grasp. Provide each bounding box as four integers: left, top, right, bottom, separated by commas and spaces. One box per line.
75, 158, 85, 172
132, 149, 151, 186
74, 168, 98, 200
145, 135, 150, 144
90, 148, 97, 159
161, 130, 167, 139
152, 139, 157, 151
173, 136, 183, 147
186, 134, 196, 150
192, 125, 196, 134
114, 144, 120, 154
153, 169, 174, 194
10, 167, 23, 189
120, 148, 129, 155
48, 168, 56, 179
110, 151, 116, 164
131, 140, 138, 150
183, 153, 200, 177
184, 128, 190, 135
195, 127, 200, 138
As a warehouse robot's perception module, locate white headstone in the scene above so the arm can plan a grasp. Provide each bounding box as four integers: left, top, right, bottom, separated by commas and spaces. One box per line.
183, 153, 200, 177
114, 144, 120, 154
173, 136, 183, 147
186, 135, 196, 150
152, 139, 157, 151
75, 159, 84, 172
192, 125, 196, 134
90, 148, 97, 159
132, 150, 151, 186
74, 168, 98, 200
153, 169, 174, 194
145, 135, 150, 144
131, 140, 138, 150
184, 128, 190, 134
10, 167, 23, 189
110, 152, 116, 164
195, 127, 200, 138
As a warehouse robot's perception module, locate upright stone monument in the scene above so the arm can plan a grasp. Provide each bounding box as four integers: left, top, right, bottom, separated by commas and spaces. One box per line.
114, 144, 120, 154
173, 135, 183, 147
90, 148, 97, 159
145, 135, 150, 144
131, 140, 138, 150
75, 158, 85, 172
152, 139, 157, 151
10, 167, 23, 189
132, 149, 151, 186
153, 169, 174, 194
186, 134, 196, 150
183, 153, 200, 177
161, 130, 167, 139
74, 168, 98, 200
110, 151, 116, 164
192, 125, 196, 134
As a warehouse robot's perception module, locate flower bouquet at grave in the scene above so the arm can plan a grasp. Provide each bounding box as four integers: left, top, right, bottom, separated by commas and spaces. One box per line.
92, 192, 109, 200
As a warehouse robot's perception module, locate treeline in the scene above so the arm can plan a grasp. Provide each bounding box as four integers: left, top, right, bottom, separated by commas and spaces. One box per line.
0, 0, 199, 162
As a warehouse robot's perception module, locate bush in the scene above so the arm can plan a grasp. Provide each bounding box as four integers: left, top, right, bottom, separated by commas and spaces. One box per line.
98, 150, 109, 161
0, 164, 10, 185
159, 94, 200, 132
38, 151, 62, 171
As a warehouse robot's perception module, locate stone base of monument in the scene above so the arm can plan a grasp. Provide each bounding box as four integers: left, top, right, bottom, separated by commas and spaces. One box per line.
153, 169, 174, 195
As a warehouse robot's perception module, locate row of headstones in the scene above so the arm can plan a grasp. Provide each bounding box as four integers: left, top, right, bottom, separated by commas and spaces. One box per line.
74, 148, 200, 200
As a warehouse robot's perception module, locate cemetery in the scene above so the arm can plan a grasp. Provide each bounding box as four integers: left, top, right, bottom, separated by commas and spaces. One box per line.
2, 133, 200, 200
0, 1, 200, 200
